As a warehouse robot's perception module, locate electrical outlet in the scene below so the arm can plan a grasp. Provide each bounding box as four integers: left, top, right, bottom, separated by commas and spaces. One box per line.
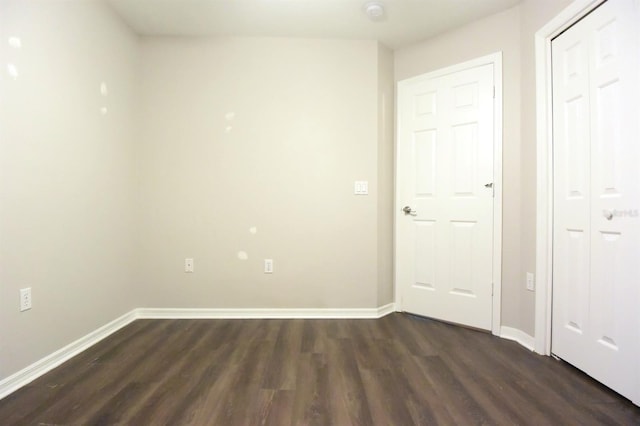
20, 288, 32, 312
526, 273, 535, 291
185, 258, 194, 273
264, 259, 273, 274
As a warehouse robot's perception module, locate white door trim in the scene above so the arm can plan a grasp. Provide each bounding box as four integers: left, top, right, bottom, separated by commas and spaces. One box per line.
534, 0, 607, 355
394, 52, 503, 336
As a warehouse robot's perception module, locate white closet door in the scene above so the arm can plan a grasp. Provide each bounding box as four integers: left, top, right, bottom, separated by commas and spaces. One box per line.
552, 0, 640, 404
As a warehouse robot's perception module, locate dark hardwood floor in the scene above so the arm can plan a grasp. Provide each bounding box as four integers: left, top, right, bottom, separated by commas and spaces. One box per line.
1, 313, 638, 425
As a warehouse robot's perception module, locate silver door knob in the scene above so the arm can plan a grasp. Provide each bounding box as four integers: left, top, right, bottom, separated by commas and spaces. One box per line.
603, 210, 613, 220
402, 206, 417, 215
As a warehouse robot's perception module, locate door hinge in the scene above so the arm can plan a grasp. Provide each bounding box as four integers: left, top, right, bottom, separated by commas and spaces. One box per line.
493, 86, 495, 98
484, 182, 495, 197
491, 282, 494, 296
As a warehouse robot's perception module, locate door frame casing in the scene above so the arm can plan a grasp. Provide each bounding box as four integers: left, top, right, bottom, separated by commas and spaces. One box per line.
534, 0, 607, 355
394, 52, 503, 336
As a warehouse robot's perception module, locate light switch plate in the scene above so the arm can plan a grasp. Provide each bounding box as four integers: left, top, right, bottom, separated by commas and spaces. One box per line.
354, 181, 368, 195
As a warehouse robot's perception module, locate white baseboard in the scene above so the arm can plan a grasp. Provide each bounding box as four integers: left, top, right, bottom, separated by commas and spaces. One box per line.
0, 310, 137, 400
500, 326, 535, 352
136, 303, 397, 319
0, 303, 397, 400
376, 302, 397, 317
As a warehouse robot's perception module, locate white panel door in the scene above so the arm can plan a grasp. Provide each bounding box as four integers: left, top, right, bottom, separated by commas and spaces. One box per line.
397, 63, 495, 330
552, 0, 640, 404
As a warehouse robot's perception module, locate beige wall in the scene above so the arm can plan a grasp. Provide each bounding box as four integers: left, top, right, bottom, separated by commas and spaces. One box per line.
377, 44, 395, 306
0, 10, 394, 382
394, 0, 572, 335
518, 0, 573, 335
137, 37, 390, 309
0, 1, 139, 379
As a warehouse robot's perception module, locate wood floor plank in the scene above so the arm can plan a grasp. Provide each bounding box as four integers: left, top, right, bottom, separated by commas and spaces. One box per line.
413, 355, 494, 425
66, 320, 217, 425
104, 321, 236, 424
16, 320, 174, 425
392, 354, 455, 425
1, 313, 639, 425
290, 353, 329, 426
174, 321, 269, 425
263, 390, 295, 426
326, 337, 374, 425
359, 368, 415, 426
262, 319, 303, 391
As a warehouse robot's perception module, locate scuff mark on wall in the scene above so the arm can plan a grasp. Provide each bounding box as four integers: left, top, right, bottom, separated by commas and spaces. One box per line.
6, 63, 18, 79
99, 82, 108, 115
8, 36, 22, 49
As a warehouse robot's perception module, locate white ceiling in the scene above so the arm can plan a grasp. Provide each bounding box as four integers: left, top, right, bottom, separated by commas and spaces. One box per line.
108, 0, 522, 49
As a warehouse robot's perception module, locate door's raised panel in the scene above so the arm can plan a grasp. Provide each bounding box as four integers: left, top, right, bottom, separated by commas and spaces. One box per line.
413, 130, 437, 197
453, 82, 478, 110
565, 229, 588, 334
449, 221, 476, 298
414, 221, 436, 291
593, 231, 621, 351
415, 92, 437, 118
452, 123, 478, 197
595, 18, 618, 68
596, 79, 622, 197
564, 41, 585, 82
564, 97, 588, 198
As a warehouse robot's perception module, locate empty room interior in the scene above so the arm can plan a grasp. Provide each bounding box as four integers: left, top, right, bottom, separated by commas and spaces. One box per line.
1, 0, 639, 424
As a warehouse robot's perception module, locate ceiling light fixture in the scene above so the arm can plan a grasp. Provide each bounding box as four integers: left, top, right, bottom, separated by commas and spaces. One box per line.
363, 1, 386, 22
